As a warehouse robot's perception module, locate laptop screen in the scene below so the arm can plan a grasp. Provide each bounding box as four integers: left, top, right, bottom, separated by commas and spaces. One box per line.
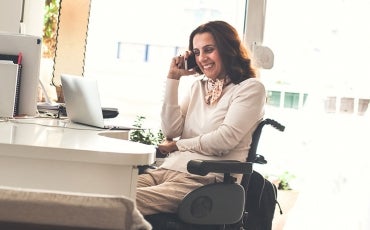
61, 74, 105, 128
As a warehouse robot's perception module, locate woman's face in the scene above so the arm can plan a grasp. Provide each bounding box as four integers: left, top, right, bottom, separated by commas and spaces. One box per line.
192, 32, 226, 80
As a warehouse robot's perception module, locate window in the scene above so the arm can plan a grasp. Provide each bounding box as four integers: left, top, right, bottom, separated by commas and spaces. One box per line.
284, 92, 299, 109
83, 0, 246, 127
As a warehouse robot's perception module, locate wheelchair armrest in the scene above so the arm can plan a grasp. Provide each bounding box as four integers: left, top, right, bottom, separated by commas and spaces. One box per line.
187, 159, 253, 176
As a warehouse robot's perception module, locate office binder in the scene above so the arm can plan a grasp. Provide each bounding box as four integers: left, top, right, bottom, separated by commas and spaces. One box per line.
0, 53, 22, 117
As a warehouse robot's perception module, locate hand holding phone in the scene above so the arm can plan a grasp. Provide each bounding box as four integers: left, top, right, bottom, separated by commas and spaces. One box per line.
185, 53, 197, 70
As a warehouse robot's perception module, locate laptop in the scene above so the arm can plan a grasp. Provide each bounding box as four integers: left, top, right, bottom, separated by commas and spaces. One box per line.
60, 74, 134, 130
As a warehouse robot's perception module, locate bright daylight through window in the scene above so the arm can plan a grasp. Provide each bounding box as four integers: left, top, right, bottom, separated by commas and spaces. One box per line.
84, 0, 246, 128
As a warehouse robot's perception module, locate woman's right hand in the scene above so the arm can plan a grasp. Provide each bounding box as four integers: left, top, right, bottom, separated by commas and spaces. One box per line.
167, 52, 196, 80
157, 138, 179, 155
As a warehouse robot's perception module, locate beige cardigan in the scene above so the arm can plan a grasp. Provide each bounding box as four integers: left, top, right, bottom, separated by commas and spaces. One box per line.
160, 77, 266, 175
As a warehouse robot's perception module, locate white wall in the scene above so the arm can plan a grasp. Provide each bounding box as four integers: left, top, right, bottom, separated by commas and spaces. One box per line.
22, 0, 44, 36
0, 0, 44, 36
0, 0, 23, 33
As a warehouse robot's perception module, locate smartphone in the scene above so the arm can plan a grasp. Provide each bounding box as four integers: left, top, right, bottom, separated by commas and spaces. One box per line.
185, 53, 197, 70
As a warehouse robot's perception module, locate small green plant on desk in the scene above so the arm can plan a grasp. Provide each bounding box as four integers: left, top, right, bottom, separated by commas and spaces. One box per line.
129, 116, 164, 145
130, 116, 165, 171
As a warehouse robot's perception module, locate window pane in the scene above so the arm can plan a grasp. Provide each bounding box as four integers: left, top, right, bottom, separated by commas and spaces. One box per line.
267, 90, 281, 107
284, 92, 299, 109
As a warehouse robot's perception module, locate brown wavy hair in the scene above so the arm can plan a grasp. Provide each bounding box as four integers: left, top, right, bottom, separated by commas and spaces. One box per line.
189, 20, 256, 84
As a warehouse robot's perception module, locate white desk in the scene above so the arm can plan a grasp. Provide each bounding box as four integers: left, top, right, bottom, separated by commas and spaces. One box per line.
0, 118, 155, 199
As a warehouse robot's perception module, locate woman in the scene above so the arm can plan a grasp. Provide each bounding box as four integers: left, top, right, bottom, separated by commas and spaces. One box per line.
136, 20, 266, 215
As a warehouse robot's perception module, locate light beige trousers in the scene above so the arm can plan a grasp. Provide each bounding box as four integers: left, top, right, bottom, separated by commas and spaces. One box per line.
136, 168, 216, 216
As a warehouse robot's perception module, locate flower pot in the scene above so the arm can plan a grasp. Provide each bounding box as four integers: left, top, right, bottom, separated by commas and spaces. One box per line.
272, 190, 299, 230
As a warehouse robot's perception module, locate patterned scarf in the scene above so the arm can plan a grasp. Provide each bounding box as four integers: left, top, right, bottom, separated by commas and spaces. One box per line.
205, 77, 229, 105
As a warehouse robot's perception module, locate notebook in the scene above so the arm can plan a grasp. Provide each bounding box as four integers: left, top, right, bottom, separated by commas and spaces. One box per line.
0, 61, 20, 117
60, 74, 134, 130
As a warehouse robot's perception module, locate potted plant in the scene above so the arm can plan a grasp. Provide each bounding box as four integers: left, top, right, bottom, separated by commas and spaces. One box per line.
129, 116, 164, 145
129, 116, 165, 170
276, 171, 295, 191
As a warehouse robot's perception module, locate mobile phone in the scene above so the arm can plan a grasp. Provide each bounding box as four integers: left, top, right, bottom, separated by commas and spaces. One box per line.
185, 53, 197, 70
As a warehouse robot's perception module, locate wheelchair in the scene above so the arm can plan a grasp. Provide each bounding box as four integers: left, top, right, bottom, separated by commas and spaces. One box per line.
144, 118, 285, 230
